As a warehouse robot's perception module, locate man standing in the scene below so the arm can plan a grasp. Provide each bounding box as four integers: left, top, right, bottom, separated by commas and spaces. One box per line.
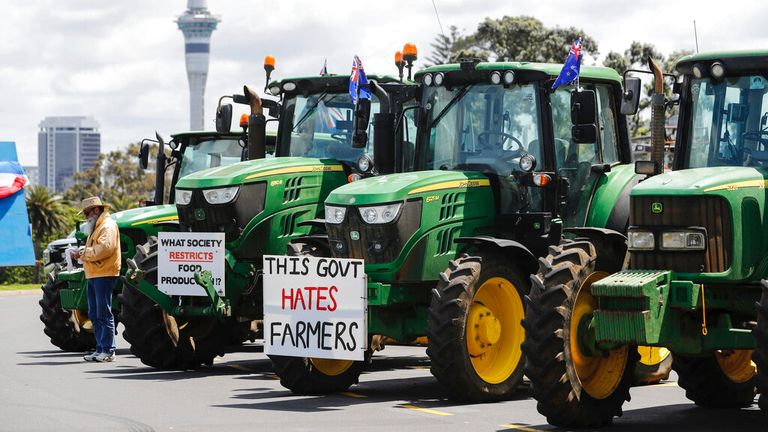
71, 197, 120, 362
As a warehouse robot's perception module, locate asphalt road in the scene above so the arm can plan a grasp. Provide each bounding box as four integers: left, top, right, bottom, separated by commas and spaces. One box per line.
1, 291, 764, 432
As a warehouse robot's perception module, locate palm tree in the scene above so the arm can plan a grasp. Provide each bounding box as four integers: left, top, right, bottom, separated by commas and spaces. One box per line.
26, 185, 70, 281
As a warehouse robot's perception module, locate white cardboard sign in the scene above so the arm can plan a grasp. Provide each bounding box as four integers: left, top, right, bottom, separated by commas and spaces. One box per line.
157, 232, 226, 297
263, 255, 366, 361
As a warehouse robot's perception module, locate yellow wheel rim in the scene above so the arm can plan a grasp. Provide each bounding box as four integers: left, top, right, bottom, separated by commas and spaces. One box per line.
715, 349, 756, 384
72, 310, 93, 333
638, 346, 670, 366
310, 358, 354, 376
465, 276, 525, 385
570, 272, 629, 400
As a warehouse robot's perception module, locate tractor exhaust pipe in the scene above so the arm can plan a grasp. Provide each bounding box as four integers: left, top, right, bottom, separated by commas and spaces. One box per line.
244, 85, 266, 160
649, 57, 666, 174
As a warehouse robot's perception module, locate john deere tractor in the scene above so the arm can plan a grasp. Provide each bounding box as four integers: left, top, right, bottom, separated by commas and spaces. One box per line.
39, 128, 262, 351
120, 71, 418, 369
523, 51, 768, 428
269, 59, 654, 399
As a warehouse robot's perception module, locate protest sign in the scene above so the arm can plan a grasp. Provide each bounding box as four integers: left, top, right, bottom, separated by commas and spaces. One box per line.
263, 255, 366, 361
157, 232, 225, 296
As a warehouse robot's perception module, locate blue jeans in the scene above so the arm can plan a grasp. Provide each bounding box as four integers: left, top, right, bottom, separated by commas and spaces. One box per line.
86, 277, 117, 354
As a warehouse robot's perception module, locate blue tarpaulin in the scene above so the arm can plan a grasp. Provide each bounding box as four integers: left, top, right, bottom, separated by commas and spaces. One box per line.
0, 142, 36, 266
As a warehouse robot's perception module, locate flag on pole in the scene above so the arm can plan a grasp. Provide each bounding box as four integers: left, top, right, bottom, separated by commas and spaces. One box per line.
349, 55, 371, 103
320, 59, 328, 76
552, 38, 583, 91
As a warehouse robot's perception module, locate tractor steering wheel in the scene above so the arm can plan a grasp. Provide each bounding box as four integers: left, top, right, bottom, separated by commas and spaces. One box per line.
478, 131, 523, 153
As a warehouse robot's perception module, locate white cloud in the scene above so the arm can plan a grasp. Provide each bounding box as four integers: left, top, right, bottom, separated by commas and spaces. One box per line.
2, 0, 767, 165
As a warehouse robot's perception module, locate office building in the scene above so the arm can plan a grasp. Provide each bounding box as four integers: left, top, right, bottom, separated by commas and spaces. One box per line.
37, 116, 100, 192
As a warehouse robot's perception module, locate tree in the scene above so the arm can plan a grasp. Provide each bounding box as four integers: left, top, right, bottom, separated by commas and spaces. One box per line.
451, 16, 598, 63
26, 185, 71, 282
63, 143, 156, 211
426, 25, 461, 66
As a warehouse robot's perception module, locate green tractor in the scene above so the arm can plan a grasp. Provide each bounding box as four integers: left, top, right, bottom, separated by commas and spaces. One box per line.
120, 71, 418, 369
523, 51, 768, 428
268, 59, 654, 399
38, 127, 264, 352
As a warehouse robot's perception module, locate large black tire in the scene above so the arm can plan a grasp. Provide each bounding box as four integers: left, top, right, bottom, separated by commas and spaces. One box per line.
522, 241, 637, 428
269, 241, 369, 395
673, 352, 756, 408
118, 237, 228, 370
755, 280, 768, 412
39, 267, 95, 352
426, 253, 529, 401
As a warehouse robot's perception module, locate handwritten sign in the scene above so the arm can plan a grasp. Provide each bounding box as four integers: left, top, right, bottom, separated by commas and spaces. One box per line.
263, 255, 366, 361
157, 232, 225, 296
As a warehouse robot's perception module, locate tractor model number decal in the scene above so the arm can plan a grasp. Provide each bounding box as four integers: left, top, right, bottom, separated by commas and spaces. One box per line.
425, 195, 440, 203
270, 179, 283, 186
408, 178, 491, 195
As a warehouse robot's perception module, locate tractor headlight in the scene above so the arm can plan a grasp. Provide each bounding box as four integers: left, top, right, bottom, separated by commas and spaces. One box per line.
434, 72, 445, 86
358, 203, 402, 224
175, 189, 193, 205
423, 73, 433, 86
325, 205, 347, 224
202, 186, 239, 204
628, 231, 655, 250
357, 155, 373, 173
660, 231, 706, 251
42, 248, 51, 265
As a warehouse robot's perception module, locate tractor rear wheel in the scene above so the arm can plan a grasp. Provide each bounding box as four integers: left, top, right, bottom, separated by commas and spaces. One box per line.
118, 237, 228, 370
269, 241, 368, 394
755, 280, 768, 411
673, 351, 756, 408
39, 267, 95, 352
522, 240, 636, 428
427, 253, 528, 401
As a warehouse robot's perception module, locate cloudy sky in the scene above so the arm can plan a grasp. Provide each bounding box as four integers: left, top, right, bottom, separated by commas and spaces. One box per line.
2, 0, 767, 166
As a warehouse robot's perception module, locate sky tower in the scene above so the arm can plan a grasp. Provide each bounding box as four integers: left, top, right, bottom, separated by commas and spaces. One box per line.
177, 0, 220, 131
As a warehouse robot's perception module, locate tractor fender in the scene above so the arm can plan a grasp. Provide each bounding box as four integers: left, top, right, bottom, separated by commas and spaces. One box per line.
563, 227, 628, 272
455, 236, 537, 275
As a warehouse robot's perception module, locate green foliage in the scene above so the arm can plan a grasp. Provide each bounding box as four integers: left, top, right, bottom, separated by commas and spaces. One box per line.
426, 25, 461, 66
63, 143, 156, 211
26, 185, 70, 258
432, 16, 598, 64
0, 267, 36, 285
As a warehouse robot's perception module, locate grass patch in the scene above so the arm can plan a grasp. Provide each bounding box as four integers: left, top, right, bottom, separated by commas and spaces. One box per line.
0, 284, 39, 291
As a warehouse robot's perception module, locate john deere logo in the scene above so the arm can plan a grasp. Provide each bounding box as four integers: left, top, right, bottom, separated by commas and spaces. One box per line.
350, 231, 360, 241
194, 208, 206, 221
651, 202, 663, 214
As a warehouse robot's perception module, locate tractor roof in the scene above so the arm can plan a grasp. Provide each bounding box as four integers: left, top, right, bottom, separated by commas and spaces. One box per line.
676, 50, 768, 75
268, 74, 408, 96
170, 130, 245, 139
416, 62, 621, 83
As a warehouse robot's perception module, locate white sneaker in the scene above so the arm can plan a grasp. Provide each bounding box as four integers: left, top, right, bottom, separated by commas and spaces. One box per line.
94, 352, 116, 362
83, 351, 99, 362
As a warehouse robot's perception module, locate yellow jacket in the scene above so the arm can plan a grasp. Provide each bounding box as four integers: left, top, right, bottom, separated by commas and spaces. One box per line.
82, 212, 121, 278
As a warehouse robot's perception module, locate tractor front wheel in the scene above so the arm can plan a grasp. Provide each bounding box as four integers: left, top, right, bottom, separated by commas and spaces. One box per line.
270, 355, 367, 394
522, 241, 636, 428
39, 267, 95, 352
673, 350, 756, 408
634, 346, 672, 385
427, 253, 528, 401
118, 237, 228, 369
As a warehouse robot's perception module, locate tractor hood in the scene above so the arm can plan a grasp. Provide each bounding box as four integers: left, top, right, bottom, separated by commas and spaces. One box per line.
111, 204, 178, 228
632, 167, 768, 196
327, 170, 491, 206
175, 157, 344, 189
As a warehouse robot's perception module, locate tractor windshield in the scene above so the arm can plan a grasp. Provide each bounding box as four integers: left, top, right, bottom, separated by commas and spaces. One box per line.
417, 83, 543, 213
686, 74, 768, 168
280, 92, 379, 164
178, 138, 245, 179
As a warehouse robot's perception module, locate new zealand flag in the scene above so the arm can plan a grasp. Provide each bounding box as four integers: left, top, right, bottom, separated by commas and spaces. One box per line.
349, 55, 372, 103
552, 38, 583, 91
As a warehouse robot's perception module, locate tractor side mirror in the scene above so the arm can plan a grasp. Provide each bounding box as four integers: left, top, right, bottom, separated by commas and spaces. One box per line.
352, 98, 371, 148
571, 90, 597, 125
216, 103, 233, 133
571, 90, 598, 144
138, 143, 150, 170
262, 99, 281, 118
621, 77, 642, 115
